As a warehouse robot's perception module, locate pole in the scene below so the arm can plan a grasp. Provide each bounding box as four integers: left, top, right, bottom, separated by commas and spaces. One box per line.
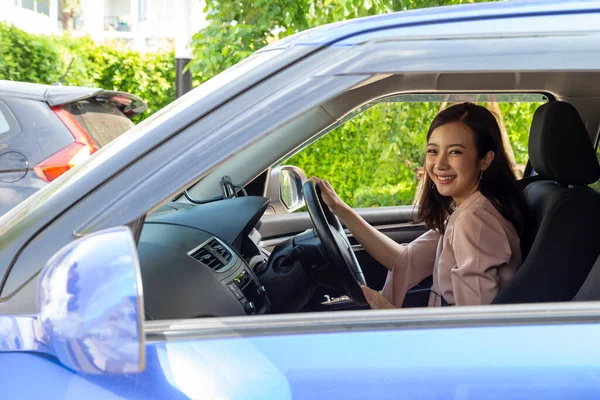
176, 58, 192, 98
175, 0, 192, 98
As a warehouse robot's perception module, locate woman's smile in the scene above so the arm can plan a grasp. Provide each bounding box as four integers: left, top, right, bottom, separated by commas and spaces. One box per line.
435, 174, 457, 184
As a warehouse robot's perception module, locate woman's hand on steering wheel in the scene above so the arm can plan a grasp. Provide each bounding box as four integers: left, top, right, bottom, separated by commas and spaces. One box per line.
361, 286, 396, 309
310, 177, 348, 216
303, 178, 368, 306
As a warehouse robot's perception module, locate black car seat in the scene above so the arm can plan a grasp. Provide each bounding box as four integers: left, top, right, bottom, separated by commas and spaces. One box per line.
493, 101, 600, 304
573, 254, 600, 301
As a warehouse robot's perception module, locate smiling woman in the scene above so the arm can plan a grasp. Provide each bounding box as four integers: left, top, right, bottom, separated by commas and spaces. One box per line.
418, 103, 527, 237
314, 102, 527, 308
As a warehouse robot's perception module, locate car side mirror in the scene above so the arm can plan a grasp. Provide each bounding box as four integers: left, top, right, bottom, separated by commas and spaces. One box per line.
266, 165, 307, 213
0, 226, 145, 375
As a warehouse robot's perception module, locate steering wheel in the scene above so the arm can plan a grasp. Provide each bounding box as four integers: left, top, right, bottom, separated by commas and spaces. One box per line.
303, 181, 368, 306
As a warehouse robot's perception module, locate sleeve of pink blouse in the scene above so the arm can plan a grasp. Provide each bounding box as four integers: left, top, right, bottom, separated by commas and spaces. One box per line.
380, 229, 440, 308
450, 208, 513, 306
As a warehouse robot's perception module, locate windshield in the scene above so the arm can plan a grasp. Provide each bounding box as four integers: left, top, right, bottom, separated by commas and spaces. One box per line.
0, 48, 286, 231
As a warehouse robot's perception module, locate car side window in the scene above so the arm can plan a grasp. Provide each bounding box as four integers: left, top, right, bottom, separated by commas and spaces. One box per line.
0, 109, 10, 135
284, 94, 547, 208
589, 147, 600, 192
0, 99, 19, 139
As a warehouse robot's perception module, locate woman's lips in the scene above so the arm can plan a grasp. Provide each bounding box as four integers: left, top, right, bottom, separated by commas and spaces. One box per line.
436, 175, 456, 184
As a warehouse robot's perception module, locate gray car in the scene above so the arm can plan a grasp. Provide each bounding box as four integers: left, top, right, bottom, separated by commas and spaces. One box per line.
0, 80, 146, 216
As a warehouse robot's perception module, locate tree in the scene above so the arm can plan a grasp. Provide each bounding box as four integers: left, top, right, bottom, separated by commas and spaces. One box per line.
189, 0, 495, 84
59, 0, 82, 31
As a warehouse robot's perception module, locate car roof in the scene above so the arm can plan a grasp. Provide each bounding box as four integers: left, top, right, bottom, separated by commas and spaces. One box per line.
0, 80, 102, 103
264, 0, 600, 49
0, 80, 146, 116
0, 80, 52, 99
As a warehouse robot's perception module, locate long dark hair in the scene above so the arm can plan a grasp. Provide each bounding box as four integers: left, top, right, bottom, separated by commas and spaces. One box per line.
415, 102, 527, 237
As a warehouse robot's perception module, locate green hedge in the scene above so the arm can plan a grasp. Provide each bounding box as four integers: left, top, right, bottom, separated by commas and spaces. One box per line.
0, 22, 176, 123
0, 22, 63, 84
287, 102, 439, 207
286, 101, 541, 208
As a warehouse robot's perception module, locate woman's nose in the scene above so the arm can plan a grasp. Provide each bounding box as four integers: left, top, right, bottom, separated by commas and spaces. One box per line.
436, 153, 450, 169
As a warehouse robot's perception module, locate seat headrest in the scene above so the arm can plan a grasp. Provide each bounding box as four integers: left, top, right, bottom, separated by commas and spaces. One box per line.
529, 101, 600, 185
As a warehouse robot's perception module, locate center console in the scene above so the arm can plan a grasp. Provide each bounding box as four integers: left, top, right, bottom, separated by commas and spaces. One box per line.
225, 268, 270, 314
188, 236, 270, 315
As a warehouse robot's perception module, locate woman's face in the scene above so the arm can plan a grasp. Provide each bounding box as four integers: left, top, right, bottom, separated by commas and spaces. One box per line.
425, 121, 490, 206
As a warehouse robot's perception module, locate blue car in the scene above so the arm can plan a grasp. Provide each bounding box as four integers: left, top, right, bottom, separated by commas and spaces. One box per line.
2, 1, 600, 399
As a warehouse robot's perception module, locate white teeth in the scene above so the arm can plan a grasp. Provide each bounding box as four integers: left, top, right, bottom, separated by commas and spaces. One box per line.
437, 176, 455, 181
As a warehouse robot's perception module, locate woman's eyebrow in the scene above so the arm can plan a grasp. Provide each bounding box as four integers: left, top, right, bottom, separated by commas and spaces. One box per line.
426, 143, 466, 148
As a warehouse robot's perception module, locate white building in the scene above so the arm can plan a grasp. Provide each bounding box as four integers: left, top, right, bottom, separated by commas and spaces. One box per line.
1, 0, 206, 53
2, 0, 61, 35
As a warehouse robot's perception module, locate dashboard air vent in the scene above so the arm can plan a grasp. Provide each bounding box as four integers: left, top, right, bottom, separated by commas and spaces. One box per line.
188, 238, 233, 271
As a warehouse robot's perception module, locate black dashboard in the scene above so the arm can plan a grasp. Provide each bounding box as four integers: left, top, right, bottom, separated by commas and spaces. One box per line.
138, 196, 272, 319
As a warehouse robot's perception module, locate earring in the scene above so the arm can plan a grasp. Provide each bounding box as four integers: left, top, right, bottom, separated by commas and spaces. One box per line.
477, 169, 484, 186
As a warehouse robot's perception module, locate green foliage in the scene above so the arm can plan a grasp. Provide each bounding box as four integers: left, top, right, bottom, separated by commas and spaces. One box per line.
0, 22, 175, 122
499, 102, 544, 165
188, 22, 270, 85
354, 182, 416, 207
55, 35, 176, 122
287, 102, 440, 207
61, 0, 82, 14
189, 0, 497, 85
590, 147, 600, 192
0, 22, 63, 84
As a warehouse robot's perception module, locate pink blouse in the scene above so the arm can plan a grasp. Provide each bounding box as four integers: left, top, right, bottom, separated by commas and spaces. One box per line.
381, 191, 521, 307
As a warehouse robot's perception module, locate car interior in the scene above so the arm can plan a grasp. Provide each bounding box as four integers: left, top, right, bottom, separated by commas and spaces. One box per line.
136, 71, 600, 320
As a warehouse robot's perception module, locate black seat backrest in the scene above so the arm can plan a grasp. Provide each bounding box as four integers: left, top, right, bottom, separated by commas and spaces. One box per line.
493, 101, 600, 304
573, 254, 600, 301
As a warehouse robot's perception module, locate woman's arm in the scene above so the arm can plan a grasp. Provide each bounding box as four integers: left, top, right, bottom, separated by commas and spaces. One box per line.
312, 177, 439, 309
336, 206, 406, 271
313, 177, 404, 271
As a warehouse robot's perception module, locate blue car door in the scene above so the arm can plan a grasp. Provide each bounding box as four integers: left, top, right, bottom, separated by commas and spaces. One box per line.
4, 311, 600, 399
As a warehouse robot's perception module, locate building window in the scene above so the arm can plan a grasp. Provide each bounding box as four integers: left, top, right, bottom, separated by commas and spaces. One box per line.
15, 0, 51, 16
139, 0, 148, 22
37, 0, 50, 16
150, 0, 175, 21
104, 0, 132, 32
22, 0, 35, 11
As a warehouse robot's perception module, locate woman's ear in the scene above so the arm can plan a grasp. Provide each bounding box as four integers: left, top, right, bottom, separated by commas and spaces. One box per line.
480, 151, 495, 171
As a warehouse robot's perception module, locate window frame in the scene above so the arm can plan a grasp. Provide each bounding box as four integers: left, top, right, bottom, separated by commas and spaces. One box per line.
280, 91, 552, 208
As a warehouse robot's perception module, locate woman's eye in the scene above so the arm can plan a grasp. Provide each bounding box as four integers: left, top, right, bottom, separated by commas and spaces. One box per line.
426, 149, 437, 154
450, 150, 462, 155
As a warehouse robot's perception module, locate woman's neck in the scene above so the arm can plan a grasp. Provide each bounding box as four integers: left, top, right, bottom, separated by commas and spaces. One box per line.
452, 188, 480, 207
